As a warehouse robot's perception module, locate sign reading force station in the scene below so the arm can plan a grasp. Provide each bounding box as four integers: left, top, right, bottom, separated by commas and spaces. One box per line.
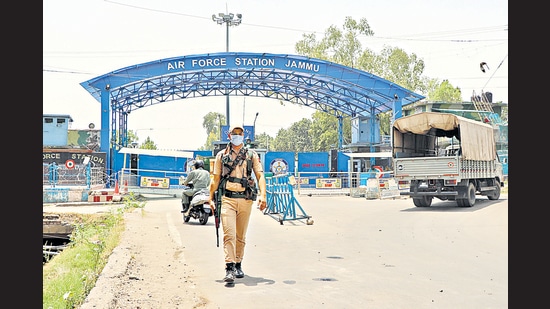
168, 56, 321, 72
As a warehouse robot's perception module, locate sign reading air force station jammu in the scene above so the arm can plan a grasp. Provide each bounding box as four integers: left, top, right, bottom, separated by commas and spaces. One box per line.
166, 55, 322, 73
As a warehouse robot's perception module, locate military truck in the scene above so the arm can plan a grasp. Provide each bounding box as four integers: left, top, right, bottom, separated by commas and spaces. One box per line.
392, 112, 504, 207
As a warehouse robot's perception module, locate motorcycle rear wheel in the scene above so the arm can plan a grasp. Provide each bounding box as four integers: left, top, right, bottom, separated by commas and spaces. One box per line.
199, 212, 209, 225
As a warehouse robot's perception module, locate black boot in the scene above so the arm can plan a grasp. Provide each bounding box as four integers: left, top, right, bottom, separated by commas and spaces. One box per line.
235, 262, 245, 278
224, 263, 235, 283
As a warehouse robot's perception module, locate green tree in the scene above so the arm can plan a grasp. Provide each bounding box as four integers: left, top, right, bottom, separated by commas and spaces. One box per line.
140, 136, 157, 150
113, 129, 140, 148
126, 130, 139, 145
357, 46, 428, 133
295, 16, 374, 67
359, 46, 428, 94
290, 118, 314, 152
378, 112, 392, 136
270, 127, 294, 152
123, 130, 156, 149
426, 79, 462, 102
255, 132, 274, 150
309, 111, 352, 151
200, 112, 225, 150
294, 16, 431, 150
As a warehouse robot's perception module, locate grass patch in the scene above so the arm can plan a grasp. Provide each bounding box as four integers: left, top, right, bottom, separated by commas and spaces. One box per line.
43, 194, 145, 309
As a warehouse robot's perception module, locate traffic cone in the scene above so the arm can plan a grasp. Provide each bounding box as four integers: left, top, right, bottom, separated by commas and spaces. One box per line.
123, 180, 128, 193
112, 180, 122, 202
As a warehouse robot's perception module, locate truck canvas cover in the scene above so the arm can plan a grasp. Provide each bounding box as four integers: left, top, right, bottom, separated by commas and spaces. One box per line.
392, 112, 497, 161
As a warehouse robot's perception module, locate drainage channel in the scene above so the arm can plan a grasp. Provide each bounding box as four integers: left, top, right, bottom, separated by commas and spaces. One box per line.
43, 214, 74, 264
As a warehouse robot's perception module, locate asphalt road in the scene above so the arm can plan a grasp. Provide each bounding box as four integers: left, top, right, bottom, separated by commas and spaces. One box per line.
70, 193, 508, 308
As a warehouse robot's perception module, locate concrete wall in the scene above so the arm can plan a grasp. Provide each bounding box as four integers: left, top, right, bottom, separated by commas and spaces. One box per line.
43, 187, 89, 203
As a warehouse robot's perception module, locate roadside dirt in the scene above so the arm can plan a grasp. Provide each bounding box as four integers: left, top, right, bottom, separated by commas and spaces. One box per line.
77, 207, 210, 309
42, 202, 210, 309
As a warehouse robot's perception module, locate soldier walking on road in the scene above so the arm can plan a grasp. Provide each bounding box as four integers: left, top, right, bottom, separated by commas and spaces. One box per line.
209, 125, 267, 283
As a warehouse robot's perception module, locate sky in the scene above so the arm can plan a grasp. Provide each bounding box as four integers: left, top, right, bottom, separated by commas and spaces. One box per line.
43, 0, 508, 150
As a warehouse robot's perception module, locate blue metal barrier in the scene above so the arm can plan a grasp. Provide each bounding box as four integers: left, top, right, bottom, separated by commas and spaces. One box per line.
47, 163, 60, 187
265, 173, 312, 225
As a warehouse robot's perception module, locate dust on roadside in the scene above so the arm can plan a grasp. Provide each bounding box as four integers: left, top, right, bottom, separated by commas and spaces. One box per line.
78, 207, 211, 309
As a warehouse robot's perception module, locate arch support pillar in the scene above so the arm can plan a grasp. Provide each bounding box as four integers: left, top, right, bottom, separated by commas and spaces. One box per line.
337, 115, 343, 150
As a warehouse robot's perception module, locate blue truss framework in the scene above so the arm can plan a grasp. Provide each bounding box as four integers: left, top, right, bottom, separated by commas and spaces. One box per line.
80, 52, 424, 171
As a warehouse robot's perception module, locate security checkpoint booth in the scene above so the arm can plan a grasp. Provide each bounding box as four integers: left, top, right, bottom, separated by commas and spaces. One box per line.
341, 152, 400, 199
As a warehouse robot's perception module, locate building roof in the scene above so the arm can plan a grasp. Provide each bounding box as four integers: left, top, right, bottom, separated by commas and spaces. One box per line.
43, 114, 74, 121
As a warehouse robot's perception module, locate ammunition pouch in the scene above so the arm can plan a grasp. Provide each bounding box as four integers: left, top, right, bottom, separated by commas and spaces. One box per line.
245, 186, 258, 201
227, 176, 257, 200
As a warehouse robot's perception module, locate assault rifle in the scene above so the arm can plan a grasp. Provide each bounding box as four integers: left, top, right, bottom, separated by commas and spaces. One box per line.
214, 189, 222, 247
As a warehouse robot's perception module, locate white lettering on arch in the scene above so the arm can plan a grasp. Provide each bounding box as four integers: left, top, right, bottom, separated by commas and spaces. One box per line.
167, 61, 185, 71
191, 58, 227, 67
284, 60, 320, 72
234, 57, 275, 67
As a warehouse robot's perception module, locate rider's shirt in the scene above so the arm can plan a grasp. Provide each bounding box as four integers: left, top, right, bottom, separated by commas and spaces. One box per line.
184, 168, 211, 190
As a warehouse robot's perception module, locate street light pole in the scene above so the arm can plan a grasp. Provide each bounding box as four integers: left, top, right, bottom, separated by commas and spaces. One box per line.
212, 12, 242, 127
252, 112, 260, 140
253, 112, 259, 136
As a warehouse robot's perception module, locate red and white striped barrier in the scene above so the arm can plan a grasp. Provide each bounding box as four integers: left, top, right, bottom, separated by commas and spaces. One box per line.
88, 190, 115, 202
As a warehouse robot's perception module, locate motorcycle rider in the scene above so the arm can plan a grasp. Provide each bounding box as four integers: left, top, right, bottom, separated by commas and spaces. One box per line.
181, 160, 211, 213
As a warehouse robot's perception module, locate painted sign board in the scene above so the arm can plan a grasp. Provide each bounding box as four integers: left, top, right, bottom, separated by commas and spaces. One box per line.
315, 178, 342, 189
140, 176, 170, 189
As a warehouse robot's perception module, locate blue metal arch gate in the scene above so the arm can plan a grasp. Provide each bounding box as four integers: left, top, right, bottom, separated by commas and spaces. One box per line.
80, 52, 424, 172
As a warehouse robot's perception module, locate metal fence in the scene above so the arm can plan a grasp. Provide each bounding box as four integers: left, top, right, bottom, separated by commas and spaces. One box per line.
42, 163, 113, 188
290, 171, 394, 196
42, 163, 399, 199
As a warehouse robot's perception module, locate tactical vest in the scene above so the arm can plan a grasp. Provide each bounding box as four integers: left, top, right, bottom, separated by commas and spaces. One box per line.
220, 147, 258, 200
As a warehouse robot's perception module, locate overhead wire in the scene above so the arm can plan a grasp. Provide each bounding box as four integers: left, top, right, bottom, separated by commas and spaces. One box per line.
482, 54, 508, 91
47, 1, 507, 88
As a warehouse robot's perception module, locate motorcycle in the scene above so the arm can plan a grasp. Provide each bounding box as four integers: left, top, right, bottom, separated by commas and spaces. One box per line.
181, 182, 213, 225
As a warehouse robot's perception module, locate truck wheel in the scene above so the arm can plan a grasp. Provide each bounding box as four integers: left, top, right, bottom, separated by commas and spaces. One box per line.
413, 196, 432, 207
487, 181, 501, 200
458, 183, 476, 207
